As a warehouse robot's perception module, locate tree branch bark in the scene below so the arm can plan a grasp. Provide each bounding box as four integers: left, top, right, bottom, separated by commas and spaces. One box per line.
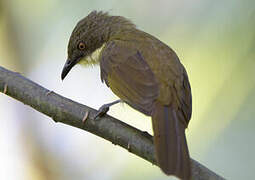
0, 66, 225, 180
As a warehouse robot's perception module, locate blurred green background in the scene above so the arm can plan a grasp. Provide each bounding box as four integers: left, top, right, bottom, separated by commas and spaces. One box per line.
0, 0, 254, 179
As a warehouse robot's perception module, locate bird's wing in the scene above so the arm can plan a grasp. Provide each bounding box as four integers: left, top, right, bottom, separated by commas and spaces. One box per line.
140, 36, 192, 126
175, 69, 192, 124
99, 40, 159, 115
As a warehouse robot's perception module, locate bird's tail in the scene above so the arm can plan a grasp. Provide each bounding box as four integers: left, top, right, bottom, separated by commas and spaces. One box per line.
152, 102, 191, 180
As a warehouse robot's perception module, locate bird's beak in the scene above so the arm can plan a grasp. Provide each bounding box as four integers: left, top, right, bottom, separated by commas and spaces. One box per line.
61, 59, 76, 80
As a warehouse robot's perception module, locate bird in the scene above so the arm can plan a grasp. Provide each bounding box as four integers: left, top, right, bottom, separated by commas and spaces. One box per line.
61, 11, 192, 180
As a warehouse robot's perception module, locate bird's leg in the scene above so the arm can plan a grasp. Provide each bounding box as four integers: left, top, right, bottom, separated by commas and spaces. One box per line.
94, 99, 123, 119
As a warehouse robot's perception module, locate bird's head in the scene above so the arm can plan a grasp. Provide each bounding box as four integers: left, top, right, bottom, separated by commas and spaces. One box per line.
61, 11, 110, 80
61, 11, 135, 80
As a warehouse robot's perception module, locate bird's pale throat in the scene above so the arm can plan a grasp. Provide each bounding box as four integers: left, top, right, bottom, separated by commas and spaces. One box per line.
78, 43, 106, 66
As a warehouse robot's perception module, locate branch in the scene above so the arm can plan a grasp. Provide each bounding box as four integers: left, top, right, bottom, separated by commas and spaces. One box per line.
0, 66, 225, 180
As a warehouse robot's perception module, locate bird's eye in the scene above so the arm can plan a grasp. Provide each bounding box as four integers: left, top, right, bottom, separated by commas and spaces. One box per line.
78, 42, 86, 50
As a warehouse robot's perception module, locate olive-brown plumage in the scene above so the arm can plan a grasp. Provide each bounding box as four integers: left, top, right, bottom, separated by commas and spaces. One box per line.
61, 11, 192, 180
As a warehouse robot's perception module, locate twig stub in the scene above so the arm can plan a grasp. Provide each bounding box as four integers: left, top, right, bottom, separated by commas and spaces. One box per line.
3, 83, 7, 94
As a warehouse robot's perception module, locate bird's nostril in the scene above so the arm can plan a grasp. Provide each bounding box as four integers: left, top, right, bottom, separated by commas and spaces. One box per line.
67, 60, 71, 65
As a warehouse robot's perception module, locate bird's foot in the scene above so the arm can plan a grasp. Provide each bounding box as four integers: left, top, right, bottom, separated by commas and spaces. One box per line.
93, 99, 122, 120
94, 104, 110, 119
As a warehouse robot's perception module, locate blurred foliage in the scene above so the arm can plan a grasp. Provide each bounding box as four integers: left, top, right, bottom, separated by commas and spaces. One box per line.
0, 0, 254, 180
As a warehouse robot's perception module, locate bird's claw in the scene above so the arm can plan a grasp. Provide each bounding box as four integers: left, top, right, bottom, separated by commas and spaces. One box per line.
93, 100, 122, 120
94, 105, 110, 119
